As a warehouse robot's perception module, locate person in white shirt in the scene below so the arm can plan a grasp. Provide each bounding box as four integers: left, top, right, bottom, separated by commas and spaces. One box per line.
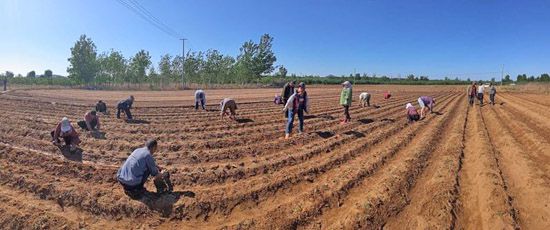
195, 89, 206, 110
477, 82, 485, 106
359, 92, 371, 107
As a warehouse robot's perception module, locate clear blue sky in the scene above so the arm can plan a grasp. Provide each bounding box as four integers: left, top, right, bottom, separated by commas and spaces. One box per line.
1, 0, 549, 80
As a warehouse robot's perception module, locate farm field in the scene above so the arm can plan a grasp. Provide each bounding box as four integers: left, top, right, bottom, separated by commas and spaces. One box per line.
0, 85, 549, 229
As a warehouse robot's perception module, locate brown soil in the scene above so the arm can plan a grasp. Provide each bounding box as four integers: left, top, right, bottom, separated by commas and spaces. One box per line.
0, 85, 548, 229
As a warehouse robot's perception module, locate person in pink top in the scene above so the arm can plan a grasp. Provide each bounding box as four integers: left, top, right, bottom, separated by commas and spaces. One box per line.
77, 110, 101, 131
406, 103, 420, 123
51, 117, 81, 151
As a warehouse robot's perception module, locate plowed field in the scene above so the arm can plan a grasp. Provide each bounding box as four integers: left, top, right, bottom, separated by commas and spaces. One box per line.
0, 86, 548, 229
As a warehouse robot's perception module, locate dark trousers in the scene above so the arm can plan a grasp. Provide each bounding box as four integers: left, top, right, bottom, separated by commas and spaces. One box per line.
408, 114, 420, 122
343, 105, 351, 120
77, 120, 97, 130
477, 93, 484, 105
286, 109, 304, 134
490, 94, 495, 105
117, 105, 132, 119
195, 99, 205, 110
50, 131, 71, 145
468, 95, 475, 106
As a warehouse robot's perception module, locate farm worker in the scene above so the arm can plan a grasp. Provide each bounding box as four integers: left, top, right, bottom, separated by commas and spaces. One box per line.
298, 82, 308, 97
274, 95, 282, 104
283, 85, 309, 139
95, 100, 108, 114
417, 96, 435, 119
195, 89, 206, 110
384, 91, 392, 99
220, 98, 238, 120
406, 103, 420, 123
281, 81, 296, 105
477, 82, 484, 106
489, 83, 497, 105
117, 139, 173, 199
117, 95, 134, 120
340, 81, 353, 124
359, 92, 371, 107
467, 82, 477, 106
50, 117, 81, 152
77, 110, 101, 131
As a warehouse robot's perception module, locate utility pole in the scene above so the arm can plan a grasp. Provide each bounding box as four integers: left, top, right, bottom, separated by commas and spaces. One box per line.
180, 38, 187, 89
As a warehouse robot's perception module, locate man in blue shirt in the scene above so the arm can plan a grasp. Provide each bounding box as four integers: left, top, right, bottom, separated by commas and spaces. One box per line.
116, 95, 134, 120
117, 139, 172, 199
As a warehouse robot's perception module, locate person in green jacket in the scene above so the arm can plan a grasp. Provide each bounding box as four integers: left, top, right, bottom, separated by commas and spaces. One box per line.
340, 81, 353, 124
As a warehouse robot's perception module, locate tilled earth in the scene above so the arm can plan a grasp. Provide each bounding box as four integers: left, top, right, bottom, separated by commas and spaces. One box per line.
0, 85, 548, 229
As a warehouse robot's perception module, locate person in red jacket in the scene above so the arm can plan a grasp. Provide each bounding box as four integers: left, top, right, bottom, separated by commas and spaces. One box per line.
384, 91, 392, 99
50, 117, 81, 151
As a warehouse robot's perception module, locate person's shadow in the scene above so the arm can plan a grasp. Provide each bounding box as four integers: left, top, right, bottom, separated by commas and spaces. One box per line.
236, 118, 254, 123
90, 131, 106, 139
57, 146, 83, 162
126, 119, 150, 124
139, 190, 196, 217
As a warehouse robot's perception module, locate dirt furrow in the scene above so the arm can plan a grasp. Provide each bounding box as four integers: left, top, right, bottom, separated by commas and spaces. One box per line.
383, 94, 468, 229
482, 100, 550, 229
298, 93, 462, 229
456, 106, 517, 229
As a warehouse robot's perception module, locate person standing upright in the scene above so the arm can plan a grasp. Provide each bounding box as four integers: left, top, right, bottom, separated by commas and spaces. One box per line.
340, 81, 353, 124
283, 85, 308, 139
477, 82, 484, 106
467, 82, 477, 106
489, 83, 497, 105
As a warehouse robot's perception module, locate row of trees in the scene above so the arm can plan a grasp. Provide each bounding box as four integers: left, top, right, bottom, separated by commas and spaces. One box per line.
66, 34, 277, 88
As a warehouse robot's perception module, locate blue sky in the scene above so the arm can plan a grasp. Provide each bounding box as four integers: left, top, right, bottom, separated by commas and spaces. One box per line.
1, 0, 549, 80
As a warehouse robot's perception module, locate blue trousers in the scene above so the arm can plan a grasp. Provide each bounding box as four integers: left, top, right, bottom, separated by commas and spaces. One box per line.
286, 109, 304, 134
195, 99, 205, 110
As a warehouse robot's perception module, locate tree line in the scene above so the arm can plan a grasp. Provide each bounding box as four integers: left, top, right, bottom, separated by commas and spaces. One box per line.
66, 34, 277, 88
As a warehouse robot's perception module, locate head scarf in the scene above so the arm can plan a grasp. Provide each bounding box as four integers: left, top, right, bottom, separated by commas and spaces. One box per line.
60, 117, 71, 133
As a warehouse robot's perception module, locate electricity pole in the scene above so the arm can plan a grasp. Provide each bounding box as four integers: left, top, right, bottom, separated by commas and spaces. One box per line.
180, 38, 187, 89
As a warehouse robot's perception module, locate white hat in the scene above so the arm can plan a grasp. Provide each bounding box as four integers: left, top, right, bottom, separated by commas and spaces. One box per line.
60, 117, 71, 133
406, 103, 413, 109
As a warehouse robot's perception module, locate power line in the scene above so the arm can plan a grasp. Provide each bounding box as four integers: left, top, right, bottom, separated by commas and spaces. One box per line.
115, 0, 181, 39
126, 0, 181, 38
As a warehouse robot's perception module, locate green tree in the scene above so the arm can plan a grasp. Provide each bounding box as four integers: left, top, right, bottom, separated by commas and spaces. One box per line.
128, 49, 152, 84
67, 34, 98, 84
44, 70, 53, 78
278, 65, 288, 78
5, 71, 14, 78
104, 50, 127, 85
27, 70, 36, 78
158, 54, 172, 88
540, 73, 550, 82
503, 75, 511, 83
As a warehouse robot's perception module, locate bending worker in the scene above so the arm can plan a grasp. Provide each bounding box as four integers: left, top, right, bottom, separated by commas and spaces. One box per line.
195, 89, 206, 110
77, 110, 101, 131
117, 95, 134, 120
359, 92, 371, 107
417, 96, 435, 119
117, 139, 173, 199
220, 98, 238, 120
96, 100, 108, 114
51, 117, 80, 152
